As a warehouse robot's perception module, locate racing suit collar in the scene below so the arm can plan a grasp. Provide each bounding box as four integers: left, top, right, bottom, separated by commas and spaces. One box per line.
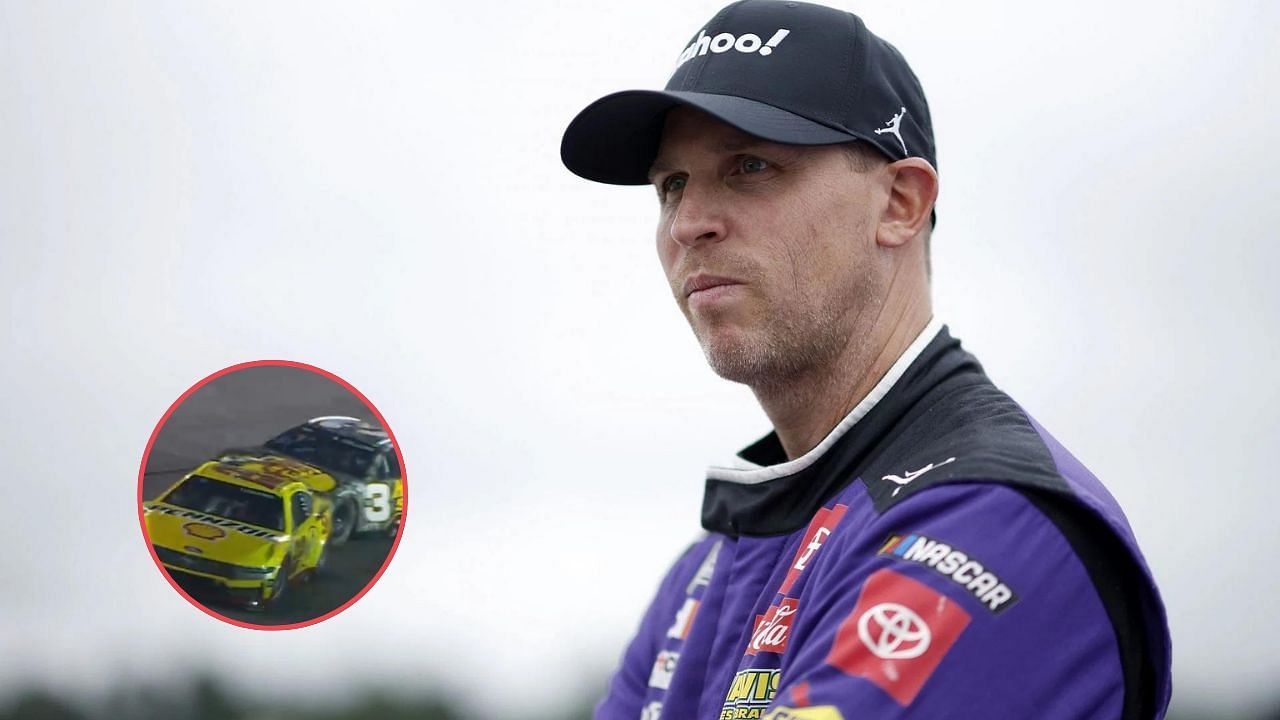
701, 317, 984, 536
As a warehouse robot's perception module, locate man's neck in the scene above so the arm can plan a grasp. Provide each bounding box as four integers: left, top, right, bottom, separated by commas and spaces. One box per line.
753, 298, 932, 460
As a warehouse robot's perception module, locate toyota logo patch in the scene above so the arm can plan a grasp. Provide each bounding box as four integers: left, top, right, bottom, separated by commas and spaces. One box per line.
856, 602, 931, 659
826, 569, 971, 705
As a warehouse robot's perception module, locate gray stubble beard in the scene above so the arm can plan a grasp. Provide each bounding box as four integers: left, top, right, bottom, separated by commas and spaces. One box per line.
695, 287, 867, 392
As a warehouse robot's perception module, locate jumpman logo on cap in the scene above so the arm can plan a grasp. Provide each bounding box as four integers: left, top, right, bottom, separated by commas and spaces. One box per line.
874, 106, 907, 155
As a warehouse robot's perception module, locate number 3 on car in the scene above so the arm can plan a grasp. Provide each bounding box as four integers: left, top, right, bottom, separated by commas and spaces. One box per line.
363, 483, 390, 522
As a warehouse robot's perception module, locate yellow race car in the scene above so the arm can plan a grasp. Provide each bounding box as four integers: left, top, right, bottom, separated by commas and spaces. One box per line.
144, 456, 335, 610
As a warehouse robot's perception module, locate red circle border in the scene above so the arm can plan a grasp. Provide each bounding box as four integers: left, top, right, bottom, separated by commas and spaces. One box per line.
135, 359, 409, 632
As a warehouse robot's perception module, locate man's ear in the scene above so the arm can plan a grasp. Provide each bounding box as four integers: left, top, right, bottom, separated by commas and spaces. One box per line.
876, 158, 937, 248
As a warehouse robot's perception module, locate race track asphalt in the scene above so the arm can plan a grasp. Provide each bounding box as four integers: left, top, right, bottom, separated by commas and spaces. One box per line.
139, 364, 399, 627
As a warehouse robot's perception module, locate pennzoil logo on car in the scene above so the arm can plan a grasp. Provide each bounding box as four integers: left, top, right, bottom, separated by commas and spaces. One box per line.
147, 504, 278, 539
878, 533, 1018, 613
182, 522, 226, 541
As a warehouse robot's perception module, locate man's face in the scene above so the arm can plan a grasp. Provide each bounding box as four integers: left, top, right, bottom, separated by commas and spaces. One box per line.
650, 107, 892, 387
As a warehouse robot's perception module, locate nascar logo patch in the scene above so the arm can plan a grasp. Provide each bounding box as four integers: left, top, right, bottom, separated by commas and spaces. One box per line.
878, 533, 1017, 613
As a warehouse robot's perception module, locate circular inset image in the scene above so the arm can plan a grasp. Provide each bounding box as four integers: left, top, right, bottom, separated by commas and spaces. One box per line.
138, 360, 406, 630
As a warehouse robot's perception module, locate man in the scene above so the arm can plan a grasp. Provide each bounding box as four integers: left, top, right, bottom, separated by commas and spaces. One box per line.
560, 2, 1171, 719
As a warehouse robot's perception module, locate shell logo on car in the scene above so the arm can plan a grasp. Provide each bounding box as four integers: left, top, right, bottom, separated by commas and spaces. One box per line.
182, 522, 226, 541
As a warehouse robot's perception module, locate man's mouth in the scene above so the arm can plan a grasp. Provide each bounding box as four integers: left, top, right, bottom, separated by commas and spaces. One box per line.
683, 274, 743, 299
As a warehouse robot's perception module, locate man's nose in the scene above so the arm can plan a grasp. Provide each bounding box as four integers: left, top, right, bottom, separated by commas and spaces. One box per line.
668, 184, 727, 248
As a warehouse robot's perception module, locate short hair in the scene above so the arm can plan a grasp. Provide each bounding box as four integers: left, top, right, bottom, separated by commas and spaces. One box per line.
838, 141, 933, 281
838, 141, 883, 174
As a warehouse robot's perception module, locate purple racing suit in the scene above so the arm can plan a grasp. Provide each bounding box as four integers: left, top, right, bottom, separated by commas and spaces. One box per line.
596, 320, 1171, 720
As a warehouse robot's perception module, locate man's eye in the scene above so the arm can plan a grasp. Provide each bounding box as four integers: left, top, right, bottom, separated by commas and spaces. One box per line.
740, 157, 770, 174
662, 175, 687, 194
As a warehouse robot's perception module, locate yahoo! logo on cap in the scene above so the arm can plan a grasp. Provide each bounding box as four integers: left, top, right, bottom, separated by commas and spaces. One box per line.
675, 27, 791, 68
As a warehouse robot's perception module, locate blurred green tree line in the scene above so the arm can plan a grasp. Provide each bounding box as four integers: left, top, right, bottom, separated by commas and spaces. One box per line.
0, 675, 594, 720
1, 676, 1276, 720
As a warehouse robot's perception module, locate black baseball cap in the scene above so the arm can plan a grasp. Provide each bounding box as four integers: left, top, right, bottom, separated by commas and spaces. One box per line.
561, 0, 936, 186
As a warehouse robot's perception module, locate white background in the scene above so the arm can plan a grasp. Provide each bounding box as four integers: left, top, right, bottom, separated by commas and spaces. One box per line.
1, 1, 1277, 717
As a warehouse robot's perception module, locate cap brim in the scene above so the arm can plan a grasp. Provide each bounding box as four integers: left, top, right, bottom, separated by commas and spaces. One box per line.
560, 90, 858, 185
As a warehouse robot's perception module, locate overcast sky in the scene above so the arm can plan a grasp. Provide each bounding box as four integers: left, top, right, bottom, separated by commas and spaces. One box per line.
1, 1, 1277, 717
